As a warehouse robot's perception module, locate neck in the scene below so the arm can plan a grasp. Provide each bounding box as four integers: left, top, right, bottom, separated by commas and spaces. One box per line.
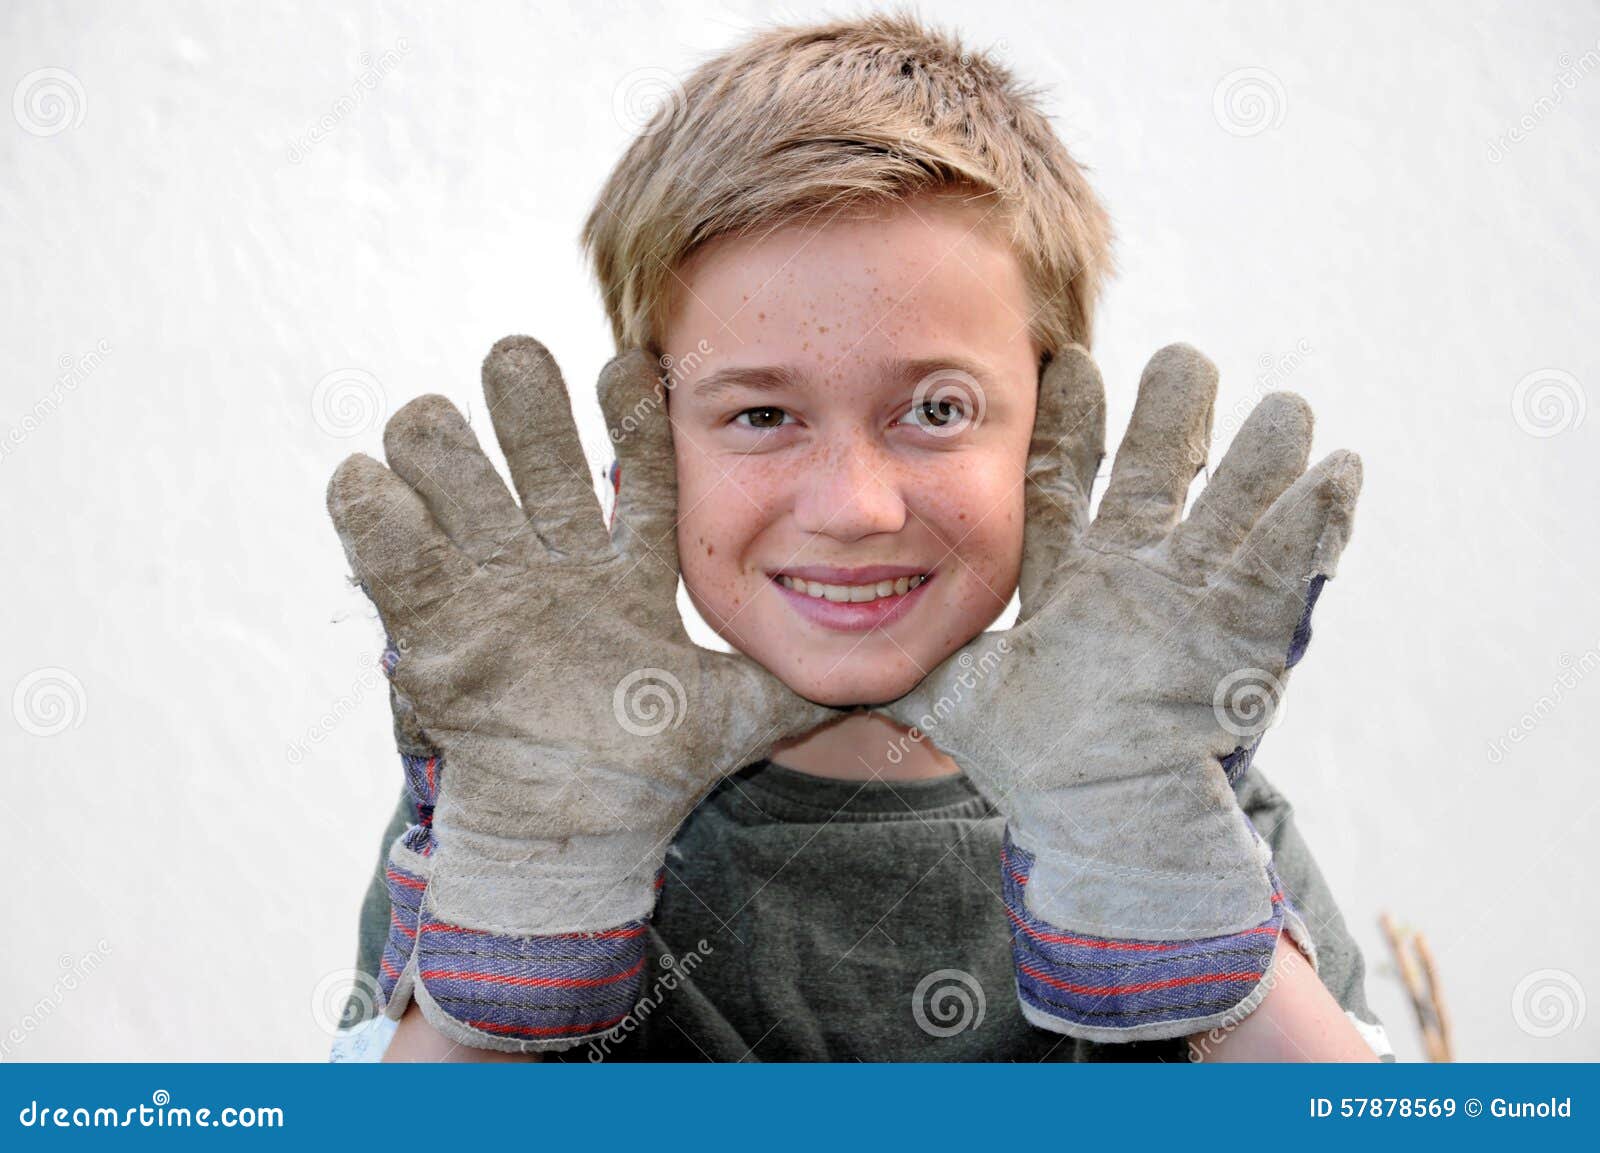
769, 711, 959, 782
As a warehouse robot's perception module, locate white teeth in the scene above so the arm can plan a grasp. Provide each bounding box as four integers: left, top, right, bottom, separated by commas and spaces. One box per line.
776, 574, 928, 603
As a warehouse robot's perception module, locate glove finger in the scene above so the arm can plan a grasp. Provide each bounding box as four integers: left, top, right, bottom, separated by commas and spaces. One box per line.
1019, 345, 1105, 621
382, 394, 529, 565
597, 348, 680, 586
1169, 392, 1313, 579
704, 650, 839, 781
1088, 343, 1217, 550
326, 452, 474, 631
481, 335, 611, 563
869, 635, 1011, 801
1218, 449, 1362, 639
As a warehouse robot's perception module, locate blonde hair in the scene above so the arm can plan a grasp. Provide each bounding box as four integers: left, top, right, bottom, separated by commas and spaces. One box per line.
580, 7, 1115, 362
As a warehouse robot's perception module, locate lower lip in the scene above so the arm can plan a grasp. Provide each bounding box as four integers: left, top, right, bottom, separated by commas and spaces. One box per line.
771, 576, 933, 633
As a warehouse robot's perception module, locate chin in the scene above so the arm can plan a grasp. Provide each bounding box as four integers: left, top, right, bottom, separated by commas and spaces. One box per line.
789, 672, 911, 709
765, 649, 931, 709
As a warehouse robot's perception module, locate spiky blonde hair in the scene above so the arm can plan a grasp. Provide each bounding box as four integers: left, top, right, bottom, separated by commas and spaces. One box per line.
580, 7, 1115, 362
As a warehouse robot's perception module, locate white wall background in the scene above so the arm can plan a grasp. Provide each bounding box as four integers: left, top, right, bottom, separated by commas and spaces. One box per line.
3, 0, 1596, 1061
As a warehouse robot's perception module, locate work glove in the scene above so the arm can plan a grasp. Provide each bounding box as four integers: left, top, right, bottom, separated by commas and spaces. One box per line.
327, 336, 834, 1052
876, 343, 1361, 1043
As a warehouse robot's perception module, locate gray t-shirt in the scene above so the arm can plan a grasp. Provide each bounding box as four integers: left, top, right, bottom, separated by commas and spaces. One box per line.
346, 759, 1392, 1061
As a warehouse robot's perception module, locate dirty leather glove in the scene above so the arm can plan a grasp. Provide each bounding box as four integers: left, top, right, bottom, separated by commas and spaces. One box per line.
876, 342, 1361, 1043
327, 336, 834, 1052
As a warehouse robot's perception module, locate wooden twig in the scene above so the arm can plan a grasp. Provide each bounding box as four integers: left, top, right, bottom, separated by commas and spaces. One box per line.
1379, 911, 1453, 1061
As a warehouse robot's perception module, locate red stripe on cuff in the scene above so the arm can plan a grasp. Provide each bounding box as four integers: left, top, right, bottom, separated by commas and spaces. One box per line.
418, 957, 646, 990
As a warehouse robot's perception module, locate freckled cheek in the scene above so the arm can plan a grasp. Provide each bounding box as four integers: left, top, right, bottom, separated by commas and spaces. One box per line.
674, 452, 791, 614
910, 470, 1026, 591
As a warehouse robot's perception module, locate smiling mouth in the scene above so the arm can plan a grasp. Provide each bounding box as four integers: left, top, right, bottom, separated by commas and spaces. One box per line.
774, 573, 928, 604
766, 567, 934, 632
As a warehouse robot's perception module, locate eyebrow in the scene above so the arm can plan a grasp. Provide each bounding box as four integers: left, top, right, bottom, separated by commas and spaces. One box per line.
689, 356, 997, 401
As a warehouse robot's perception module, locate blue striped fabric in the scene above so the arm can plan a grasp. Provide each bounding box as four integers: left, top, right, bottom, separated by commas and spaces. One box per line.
397, 753, 439, 856
375, 738, 441, 1009
413, 917, 650, 1040
378, 858, 426, 1005
1004, 832, 1287, 1038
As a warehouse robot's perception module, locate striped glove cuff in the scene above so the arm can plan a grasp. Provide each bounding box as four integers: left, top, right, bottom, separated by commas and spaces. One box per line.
1003, 830, 1307, 1044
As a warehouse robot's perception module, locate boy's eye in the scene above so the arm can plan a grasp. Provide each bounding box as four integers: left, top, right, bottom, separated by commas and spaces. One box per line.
900, 398, 970, 431
735, 406, 790, 430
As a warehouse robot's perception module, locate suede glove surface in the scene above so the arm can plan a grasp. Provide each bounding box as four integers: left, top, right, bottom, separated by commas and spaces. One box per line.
327, 336, 833, 1052
877, 342, 1362, 1043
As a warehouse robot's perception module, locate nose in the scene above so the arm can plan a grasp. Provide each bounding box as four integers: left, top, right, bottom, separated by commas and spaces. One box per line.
792, 433, 907, 542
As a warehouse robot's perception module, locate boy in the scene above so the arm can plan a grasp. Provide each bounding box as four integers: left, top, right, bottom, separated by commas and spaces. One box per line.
329, 12, 1392, 1062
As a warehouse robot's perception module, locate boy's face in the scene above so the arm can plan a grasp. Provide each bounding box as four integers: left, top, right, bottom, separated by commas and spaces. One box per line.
662, 192, 1040, 706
